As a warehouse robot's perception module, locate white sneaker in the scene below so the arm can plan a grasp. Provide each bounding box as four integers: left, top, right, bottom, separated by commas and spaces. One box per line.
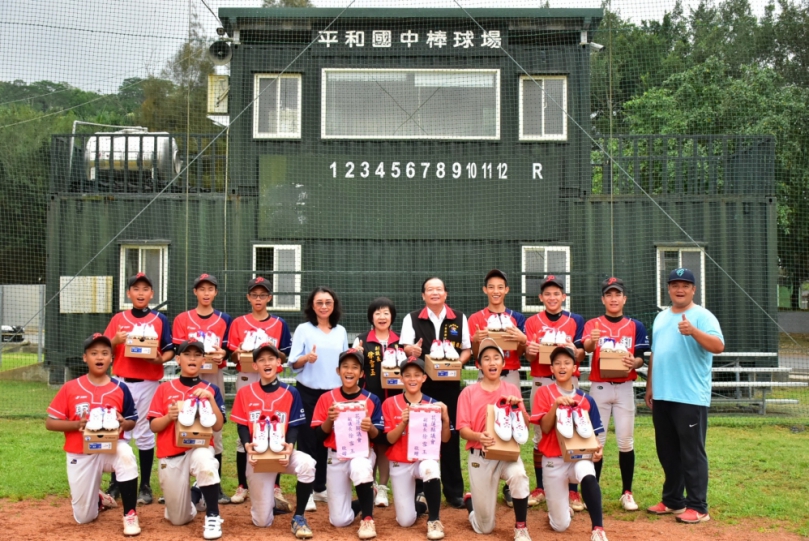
510, 404, 529, 445
305, 493, 317, 512
143, 324, 158, 340
429, 340, 444, 360
620, 491, 639, 511
268, 414, 286, 453
556, 405, 574, 439
572, 407, 594, 439
102, 406, 119, 430
614, 342, 629, 354
357, 517, 376, 539
442, 340, 459, 360
203, 514, 224, 540
540, 331, 556, 345
493, 398, 512, 441
601, 339, 616, 352
230, 485, 248, 504
487, 314, 502, 331
381, 348, 397, 369
122, 510, 140, 536
274, 486, 291, 512
396, 347, 407, 365
99, 489, 117, 509
198, 398, 216, 428
178, 398, 198, 427
86, 407, 104, 431
427, 520, 445, 540
253, 417, 269, 453
313, 489, 328, 502
500, 315, 513, 329
591, 527, 609, 541
514, 526, 532, 541
374, 484, 389, 507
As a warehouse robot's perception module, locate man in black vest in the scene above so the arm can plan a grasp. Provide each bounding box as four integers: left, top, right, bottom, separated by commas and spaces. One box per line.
400, 277, 472, 508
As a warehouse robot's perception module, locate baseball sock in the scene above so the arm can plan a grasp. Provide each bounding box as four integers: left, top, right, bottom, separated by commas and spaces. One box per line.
619, 451, 635, 493
464, 494, 473, 514
138, 449, 154, 489
580, 475, 604, 529
569, 483, 578, 494
533, 449, 544, 489
236, 451, 248, 488
215, 453, 223, 478
355, 482, 375, 519
513, 496, 528, 523
295, 481, 314, 516
108, 472, 118, 492
199, 484, 221, 517
424, 478, 441, 521
119, 478, 138, 515
594, 459, 603, 481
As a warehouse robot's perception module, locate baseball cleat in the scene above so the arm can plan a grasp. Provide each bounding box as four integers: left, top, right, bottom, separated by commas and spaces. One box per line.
427, 520, 445, 540
528, 487, 545, 506
102, 405, 119, 431
591, 526, 609, 541
253, 417, 270, 454
442, 340, 459, 360
572, 407, 593, 439
374, 484, 389, 507
274, 486, 291, 512
540, 331, 556, 345
86, 407, 104, 431
429, 340, 445, 360
646, 502, 686, 515
203, 514, 224, 539
381, 348, 397, 369
230, 485, 248, 504
500, 315, 513, 329
357, 517, 376, 539
268, 414, 286, 453
569, 491, 584, 512
198, 399, 216, 428
493, 397, 513, 441
676, 509, 710, 523
487, 314, 502, 331
217, 487, 230, 504
99, 489, 117, 509
503, 484, 514, 508
122, 510, 141, 536
510, 403, 529, 445
514, 526, 532, 541
177, 398, 198, 427
556, 406, 574, 439
305, 493, 316, 512
291, 515, 313, 539
620, 491, 639, 511
313, 489, 328, 502
396, 347, 407, 365
137, 485, 153, 506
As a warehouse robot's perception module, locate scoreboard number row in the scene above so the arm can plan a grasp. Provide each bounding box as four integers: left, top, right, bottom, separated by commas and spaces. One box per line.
329, 161, 509, 180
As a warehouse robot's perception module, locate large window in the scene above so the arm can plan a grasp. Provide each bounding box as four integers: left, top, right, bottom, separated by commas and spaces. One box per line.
522, 246, 571, 312
253, 244, 302, 311
119, 244, 168, 310
322, 69, 500, 140
253, 74, 302, 139
657, 246, 705, 308
519, 75, 567, 141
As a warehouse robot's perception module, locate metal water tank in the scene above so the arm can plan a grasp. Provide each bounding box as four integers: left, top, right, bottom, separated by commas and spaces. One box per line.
84, 129, 180, 184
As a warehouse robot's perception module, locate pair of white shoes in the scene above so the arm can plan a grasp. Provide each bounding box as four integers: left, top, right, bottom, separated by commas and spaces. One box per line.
199, 332, 219, 353
540, 330, 570, 345
428, 340, 460, 360
252, 415, 285, 454
492, 398, 529, 444
86, 406, 120, 431
241, 329, 270, 352
556, 405, 593, 439
129, 323, 158, 340
381, 347, 407, 369
600, 339, 628, 354
178, 398, 217, 428
486, 314, 514, 331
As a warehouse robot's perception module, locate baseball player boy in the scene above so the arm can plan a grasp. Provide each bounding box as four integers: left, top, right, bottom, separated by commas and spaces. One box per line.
577, 277, 649, 511
457, 338, 532, 541
311, 348, 384, 540
104, 272, 174, 505
382, 356, 451, 540
231, 342, 316, 538
524, 275, 585, 509
227, 276, 292, 504
46, 333, 141, 536
148, 340, 226, 540
530, 346, 608, 541
172, 273, 233, 505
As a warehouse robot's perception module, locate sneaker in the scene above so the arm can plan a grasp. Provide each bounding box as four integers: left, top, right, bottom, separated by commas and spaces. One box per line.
86, 406, 104, 431
487, 314, 502, 331
514, 526, 532, 541
178, 398, 198, 427
313, 489, 328, 502
572, 407, 593, 439
291, 514, 313, 539
357, 517, 376, 539
493, 397, 513, 441
620, 491, 639, 511
268, 414, 286, 453
230, 485, 248, 504
102, 405, 120, 430
503, 484, 513, 508
510, 404, 529, 445
99, 489, 117, 510
540, 331, 557, 345
107, 482, 121, 501
137, 485, 153, 505
198, 398, 216, 428
500, 315, 513, 329
203, 514, 224, 540
429, 340, 445, 360
274, 486, 291, 513
556, 406, 574, 439
158, 496, 165, 504
569, 491, 584, 512
427, 520, 445, 540
374, 484, 389, 507
305, 493, 317, 512
676, 509, 710, 523
646, 502, 686, 515
253, 418, 269, 453
591, 527, 609, 541
217, 488, 230, 505
122, 510, 141, 536
382, 348, 397, 369
442, 340, 460, 360
396, 347, 407, 365
527, 487, 545, 506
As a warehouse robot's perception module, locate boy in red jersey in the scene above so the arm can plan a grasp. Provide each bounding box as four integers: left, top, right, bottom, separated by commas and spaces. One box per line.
104, 272, 174, 505
148, 339, 226, 539
231, 342, 316, 538
227, 276, 292, 504
311, 349, 384, 539
173, 273, 233, 504
382, 356, 451, 540
46, 333, 141, 536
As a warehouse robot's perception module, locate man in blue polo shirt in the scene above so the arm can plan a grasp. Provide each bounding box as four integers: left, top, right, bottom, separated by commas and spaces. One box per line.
645, 268, 724, 525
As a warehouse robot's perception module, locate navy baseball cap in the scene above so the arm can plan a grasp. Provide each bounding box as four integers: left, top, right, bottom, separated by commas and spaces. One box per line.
601, 276, 625, 294
252, 342, 283, 361
550, 345, 577, 364
247, 276, 272, 294
338, 348, 364, 368
83, 333, 112, 351
484, 269, 508, 285
193, 273, 219, 289
400, 356, 426, 373
127, 272, 153, 289
540, 275, 565, 291
477, 337, 505, 360
668, 268, 696, 284
176, 339, 205, 355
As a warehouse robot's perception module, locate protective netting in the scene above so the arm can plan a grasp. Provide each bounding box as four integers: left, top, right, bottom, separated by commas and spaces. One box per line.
1, 0, 807, 420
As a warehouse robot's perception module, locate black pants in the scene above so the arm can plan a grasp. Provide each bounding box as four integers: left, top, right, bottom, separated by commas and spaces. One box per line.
652, 400, 709, 513
296, 382, 329, 493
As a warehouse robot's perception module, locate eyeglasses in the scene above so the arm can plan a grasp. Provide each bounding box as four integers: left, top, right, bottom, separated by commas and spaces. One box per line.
249, 293, 270, 299
315, 301, 334, 307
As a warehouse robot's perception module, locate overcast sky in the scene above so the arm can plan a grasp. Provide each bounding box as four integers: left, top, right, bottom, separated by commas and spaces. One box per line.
0, 0, 773, 94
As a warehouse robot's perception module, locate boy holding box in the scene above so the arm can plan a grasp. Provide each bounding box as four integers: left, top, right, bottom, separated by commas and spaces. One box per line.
231, 342, 316, 538
530, 346, 608, 541
382, 356, 451, 540
311, 348, 384, 540
148, 340, 226, 540
46, 333, 141, 536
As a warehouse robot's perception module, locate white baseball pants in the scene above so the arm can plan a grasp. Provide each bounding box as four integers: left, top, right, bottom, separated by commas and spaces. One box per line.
159, 446, 220, 526
326, 448, 376, 528
389, 459, 440, 527
541, 456, 596, 532
467, 450, 530, 534
589, 381, 635, 451
246, 450, 316, 528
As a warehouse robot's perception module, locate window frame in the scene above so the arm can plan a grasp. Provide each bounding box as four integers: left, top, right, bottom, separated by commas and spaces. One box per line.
252, 244, 302, 311
253, 73, 302, 139
656, 246, 706, 309
521, 245, 571, 313
320, 68, 501, 141
518, 75, 568, 142
118, 244, 169, 310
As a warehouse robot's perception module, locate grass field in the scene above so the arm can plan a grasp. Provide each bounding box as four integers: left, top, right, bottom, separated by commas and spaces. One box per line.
0, 352, 40, 372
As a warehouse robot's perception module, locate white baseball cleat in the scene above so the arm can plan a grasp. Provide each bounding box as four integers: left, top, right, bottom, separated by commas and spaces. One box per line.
178, 398, 198, 427
198, 398, 216, 428
253, 417, 270, 454
555, 331, 570, 344
427, 520, 445, 540
540, 331, 556, 345
122, 510, 140, 536
514, 526, 532, 541
500, 315, 513, 329
429, 340, 445, 360
590, 527, 609, 541
230, 485, 248, 504
86, 407, 104, 431
601, 339, 616, 352
313, 489, 328, 502
99, 489, 117, 509
305, 493, 317, 512
268, 414, 286, 453
102, 406, 119, 431
487, 314, 502, 331
510, 404, 529, 445
203, 514, 224, 540
620, 491, 639, 511
442, 340, 459, 360
357, 517, 377, 539
381, 348, 397, 369
493, 398, 513, 441
374, 484, 389, 507
556, 405, 574, 439
572, 407, 594, 439
396, 347, 407, 365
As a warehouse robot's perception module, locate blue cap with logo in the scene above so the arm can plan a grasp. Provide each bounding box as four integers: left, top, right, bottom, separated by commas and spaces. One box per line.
667, 268, 696, 284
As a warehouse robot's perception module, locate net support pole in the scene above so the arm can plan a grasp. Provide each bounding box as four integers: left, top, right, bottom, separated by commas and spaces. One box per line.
0, 285, 4, 369
37, 285, 44, 364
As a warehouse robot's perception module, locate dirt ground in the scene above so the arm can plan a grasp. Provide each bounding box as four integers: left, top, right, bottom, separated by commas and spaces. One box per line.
2, 495, 802, 541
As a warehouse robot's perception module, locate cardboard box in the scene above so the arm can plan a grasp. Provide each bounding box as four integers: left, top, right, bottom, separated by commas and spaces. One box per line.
200, 356, 220, 374
482, 404, 521, 461
557, 411, 600, 462
83, 428, 118, 454
251, 421, 289, 473
424, 356, 462, 381
537, 344, 556, 365
487, 331, 519, 351
174, 402, 213, 448
238, 352, 257, 373
380, 367, 403, 389
125, 337, 159, 359
598, 351, 630, 379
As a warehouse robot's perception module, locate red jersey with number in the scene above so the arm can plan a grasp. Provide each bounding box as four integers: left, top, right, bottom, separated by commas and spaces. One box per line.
524, 311, 584, 378
311, 389, 383, 451
227, 314, 292, 373
104, 310, 173, 380
382, 394, 439, 463
47, 376, 137, 454
467, 308, 526, 371
230, 381, 306, 438
173, 309, 233, 369
582, 316, 650, 383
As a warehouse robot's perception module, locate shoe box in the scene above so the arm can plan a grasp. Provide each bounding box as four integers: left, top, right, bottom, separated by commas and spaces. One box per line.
482, 404, 521, 461
380, 367, 404, 389
83, 427, 119, 454
486, 331, 520, 351
557, 411, 599, 463
125, 337, 160, 359
536, 345, 557, 365
174, 401, 213, 448
238, 352, 257, 373
252, 421, 289, 473
200, 356, 220, 374
424, 356, 462, 381
597, 351, 630, 378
